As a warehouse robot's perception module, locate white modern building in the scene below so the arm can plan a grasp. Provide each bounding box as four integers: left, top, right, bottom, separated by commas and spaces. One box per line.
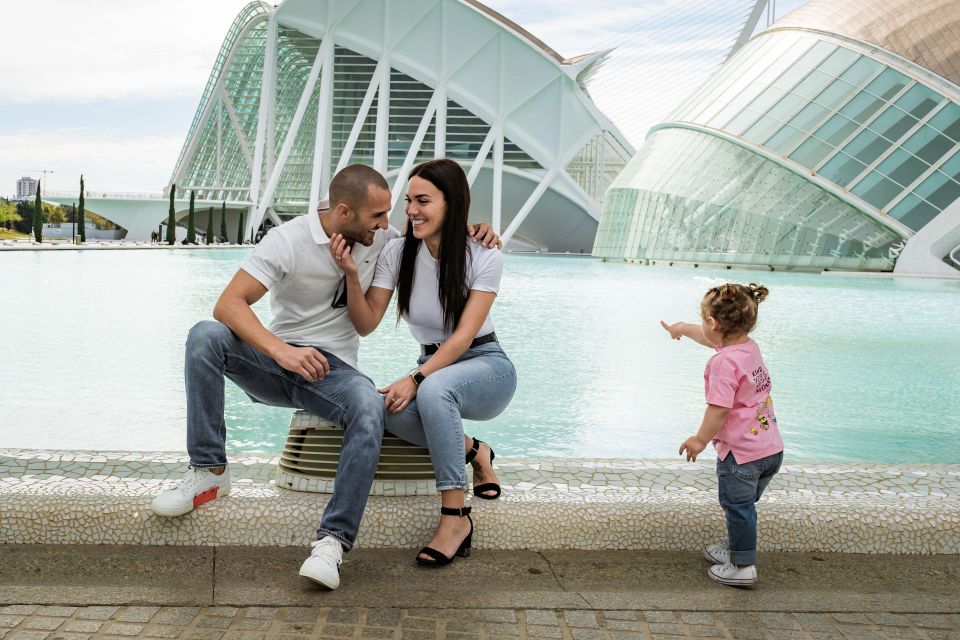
594, 0, 960, 276
16, 177, 38, 200
157, 0, 633, 250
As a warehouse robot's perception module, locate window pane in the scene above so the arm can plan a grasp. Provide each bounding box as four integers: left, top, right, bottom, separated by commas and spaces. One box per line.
815, 113, 859, 146
768, 92, 807, 121
726, 108, 763, 135
819, 151, 867, 186
915, 171, 960, 209
929, 102, 960, 142
748, 86, 789, 113
864, 68, 910, 100
773, 65, 810, 90
743, 116, 784, 144
840, 92, 884, 124
904, 126, 955, 163
851, 171, 902, 208
765, 124, 806, 154
814, 79, 856, 111
840, 56, 883, 86
844, 130, 890, 165
817, 46, 858, 75
876, 149, 928, 187
893, 84, 943, 119
939, 151, 960, 182
869, 107, 917, 142
792, 70, 832, 99
790, 102, 830, 132
790, 138, 832, 168
796, 40, 836, 68
889, 194, 940, 230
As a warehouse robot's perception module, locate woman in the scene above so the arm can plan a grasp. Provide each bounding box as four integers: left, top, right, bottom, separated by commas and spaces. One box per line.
329, 158, 517, 567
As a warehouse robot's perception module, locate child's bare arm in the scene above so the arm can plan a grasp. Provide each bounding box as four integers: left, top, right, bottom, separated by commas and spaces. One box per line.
679, 404, 730, 462
660, 320, 713, 347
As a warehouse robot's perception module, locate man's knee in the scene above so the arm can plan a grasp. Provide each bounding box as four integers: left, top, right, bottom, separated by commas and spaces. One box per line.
186, 320, 234, 359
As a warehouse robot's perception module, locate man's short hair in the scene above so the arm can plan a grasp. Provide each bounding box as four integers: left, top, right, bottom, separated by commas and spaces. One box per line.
328, 164, 389, 212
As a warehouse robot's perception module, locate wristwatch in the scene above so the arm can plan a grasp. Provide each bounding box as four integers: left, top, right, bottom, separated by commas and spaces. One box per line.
409, 369, 426, 386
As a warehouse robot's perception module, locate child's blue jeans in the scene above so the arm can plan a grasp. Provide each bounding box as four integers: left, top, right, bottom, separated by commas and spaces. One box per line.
716, 450, 783, 566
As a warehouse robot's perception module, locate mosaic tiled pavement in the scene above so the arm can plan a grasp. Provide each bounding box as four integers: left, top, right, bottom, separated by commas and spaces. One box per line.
2, 450, 958, 554
2, 605, 959, 640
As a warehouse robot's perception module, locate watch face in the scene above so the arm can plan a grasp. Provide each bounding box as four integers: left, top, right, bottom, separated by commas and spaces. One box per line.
413, 371, 425, 385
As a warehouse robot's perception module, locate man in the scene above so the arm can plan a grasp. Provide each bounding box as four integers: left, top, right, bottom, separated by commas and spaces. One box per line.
151, 164, 497, 590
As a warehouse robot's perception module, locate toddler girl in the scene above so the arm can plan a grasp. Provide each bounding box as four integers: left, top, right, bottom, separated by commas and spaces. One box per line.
661, 283, 783, 587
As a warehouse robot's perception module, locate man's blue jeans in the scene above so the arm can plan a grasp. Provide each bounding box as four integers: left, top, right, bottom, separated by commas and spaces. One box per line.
385, 342, 517, 490
716, 450, 783, 566
184, 320, 384, 551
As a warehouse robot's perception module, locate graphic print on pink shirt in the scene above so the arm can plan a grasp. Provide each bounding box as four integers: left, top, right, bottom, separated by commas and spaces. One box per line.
704, 339, 784, 464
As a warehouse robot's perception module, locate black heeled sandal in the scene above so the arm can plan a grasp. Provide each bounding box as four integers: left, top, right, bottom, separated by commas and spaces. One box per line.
465, 438, 501, 500
415, 506, 473, 567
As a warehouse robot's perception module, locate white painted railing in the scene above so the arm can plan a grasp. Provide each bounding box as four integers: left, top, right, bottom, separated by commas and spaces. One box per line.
44, 191, 165, 200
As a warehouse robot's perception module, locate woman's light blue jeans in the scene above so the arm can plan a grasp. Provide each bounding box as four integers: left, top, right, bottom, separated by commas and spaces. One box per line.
385, 342, 517, 491
716, 450, 783, 566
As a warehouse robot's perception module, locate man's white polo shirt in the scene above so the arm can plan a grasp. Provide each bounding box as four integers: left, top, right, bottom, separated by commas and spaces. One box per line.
241, 212, 400, 369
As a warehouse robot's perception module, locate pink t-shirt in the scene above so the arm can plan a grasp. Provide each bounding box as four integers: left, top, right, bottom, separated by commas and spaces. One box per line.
704, 338, 784, 464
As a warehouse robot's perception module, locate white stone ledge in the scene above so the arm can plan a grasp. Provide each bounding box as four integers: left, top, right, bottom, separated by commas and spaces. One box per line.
1, 450, 958, 554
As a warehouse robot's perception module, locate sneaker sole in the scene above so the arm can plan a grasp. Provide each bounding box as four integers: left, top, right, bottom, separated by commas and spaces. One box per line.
708, 570, 758, 587
298, 569, 339, 590
151, 485, 230, 517
702, 545, 727, 565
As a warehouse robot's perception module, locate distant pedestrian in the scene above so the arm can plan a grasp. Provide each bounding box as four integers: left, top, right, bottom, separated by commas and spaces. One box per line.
661, 283, 783, 587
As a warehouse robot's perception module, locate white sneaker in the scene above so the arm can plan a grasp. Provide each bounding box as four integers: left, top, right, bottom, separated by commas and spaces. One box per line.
299, 537, 343, 589
708, 562, 758, 587
150, 466, 231, 517
702, 543, 730, 565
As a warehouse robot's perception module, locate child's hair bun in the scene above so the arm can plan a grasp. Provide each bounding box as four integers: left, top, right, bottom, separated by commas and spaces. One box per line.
748, 283, 769, 304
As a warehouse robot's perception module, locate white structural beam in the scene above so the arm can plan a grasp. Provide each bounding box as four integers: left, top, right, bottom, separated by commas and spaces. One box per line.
308, 39, 336, 215
250, 13, 278, 208
373, 56, 391, 173
216, 99, 222, 189
390, 90, 441, 215
500, 164, 560, 244
467, 124, 499, 187
335, 58, 386, 174
727, 0, 769, 60
434, 85, 447, 158
492, 129, 504, 233
253, 36, 333, 232
220, 87, 254, 168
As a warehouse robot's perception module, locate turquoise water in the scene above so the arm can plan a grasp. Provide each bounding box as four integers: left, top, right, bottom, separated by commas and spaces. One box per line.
2, 249, 958, 463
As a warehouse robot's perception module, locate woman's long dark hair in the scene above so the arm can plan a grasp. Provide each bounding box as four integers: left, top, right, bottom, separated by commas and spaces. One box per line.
397, 159, 470, 332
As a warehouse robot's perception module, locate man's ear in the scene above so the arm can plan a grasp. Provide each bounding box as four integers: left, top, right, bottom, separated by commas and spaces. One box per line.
334, 202, 352, 219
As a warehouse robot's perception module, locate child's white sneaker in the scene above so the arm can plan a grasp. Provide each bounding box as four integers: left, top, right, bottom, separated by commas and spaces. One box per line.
708, 562, 758, 587
702, 543, 729, 565
151, 466, 231, 517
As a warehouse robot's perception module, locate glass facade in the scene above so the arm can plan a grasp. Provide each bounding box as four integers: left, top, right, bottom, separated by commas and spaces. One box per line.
593, 128, 901, 271
673, 31, 960, 233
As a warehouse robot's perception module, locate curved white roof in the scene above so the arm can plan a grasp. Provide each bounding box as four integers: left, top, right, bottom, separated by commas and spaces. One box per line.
766, 0, 960, 87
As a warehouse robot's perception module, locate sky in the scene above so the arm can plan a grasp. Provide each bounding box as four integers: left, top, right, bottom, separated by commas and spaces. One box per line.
0, 0, 806, 197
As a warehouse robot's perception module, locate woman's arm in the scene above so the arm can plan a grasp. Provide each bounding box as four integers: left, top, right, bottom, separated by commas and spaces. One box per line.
330, 233, 393, 336
380, 289, 496, 413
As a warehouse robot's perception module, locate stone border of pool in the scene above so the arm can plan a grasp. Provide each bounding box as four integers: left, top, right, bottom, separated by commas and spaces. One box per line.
1, 449, 958, 554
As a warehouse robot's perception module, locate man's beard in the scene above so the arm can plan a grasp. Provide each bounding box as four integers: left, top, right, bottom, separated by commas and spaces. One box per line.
339, 221, 372, 246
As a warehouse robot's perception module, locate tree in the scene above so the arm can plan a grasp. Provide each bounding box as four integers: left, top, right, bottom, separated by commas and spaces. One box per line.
33, 183, 42, 242
186, 190, 196, 244
0, 199, 22, 229
78, 175, 86, 243
166, 184, 176, 245
205, 206, 213, 245
236, 210, 245, 245
220, 202, 227, 244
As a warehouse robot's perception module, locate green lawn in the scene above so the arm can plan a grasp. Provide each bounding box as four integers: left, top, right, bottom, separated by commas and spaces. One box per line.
0, 229, 29, 240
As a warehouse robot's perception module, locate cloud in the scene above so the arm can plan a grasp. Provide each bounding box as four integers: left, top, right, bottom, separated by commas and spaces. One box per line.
0, 129, 183, 194
0, 0, 248, 103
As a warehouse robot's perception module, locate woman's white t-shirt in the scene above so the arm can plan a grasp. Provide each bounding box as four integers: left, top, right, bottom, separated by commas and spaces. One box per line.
371, 238, 502, 345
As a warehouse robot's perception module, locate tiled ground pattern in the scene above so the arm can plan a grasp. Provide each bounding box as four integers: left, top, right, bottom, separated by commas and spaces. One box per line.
2, 450, 958, 553
1, 605, 958, 640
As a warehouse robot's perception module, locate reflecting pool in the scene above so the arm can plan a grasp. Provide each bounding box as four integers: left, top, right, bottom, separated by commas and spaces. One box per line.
2, 249, 958, 462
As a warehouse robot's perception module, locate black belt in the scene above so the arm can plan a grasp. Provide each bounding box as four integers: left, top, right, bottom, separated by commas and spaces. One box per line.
422, 332, 497, 356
